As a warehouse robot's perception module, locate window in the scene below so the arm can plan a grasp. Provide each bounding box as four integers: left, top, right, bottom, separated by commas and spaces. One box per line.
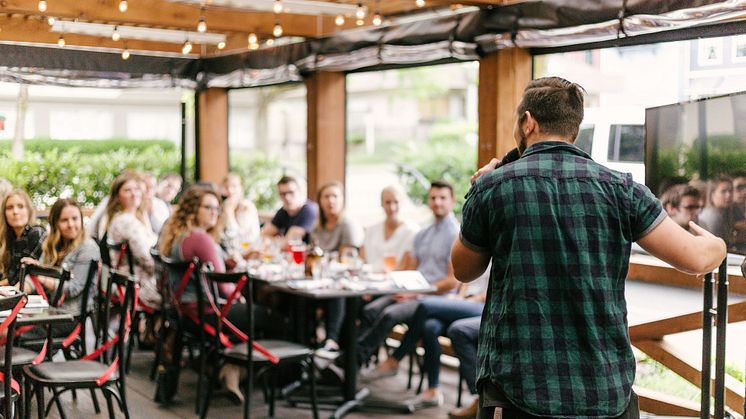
574, 125, 594, 155
607, 124, 644, 162
698, 38, 723, 66
732, 35, 746, 63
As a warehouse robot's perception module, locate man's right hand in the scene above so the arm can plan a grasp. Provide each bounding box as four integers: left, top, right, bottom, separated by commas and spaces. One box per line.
471, 158, 499, 184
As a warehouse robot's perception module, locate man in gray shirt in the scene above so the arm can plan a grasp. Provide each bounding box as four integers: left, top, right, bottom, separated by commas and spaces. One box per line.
353, 180, 460, 369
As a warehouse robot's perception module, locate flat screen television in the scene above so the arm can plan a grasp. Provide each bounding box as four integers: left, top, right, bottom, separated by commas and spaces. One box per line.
645, 91, 746, 257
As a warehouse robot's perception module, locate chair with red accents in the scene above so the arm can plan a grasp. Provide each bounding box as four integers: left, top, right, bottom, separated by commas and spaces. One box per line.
0, 291, 28, 419
23, 269, 138, 419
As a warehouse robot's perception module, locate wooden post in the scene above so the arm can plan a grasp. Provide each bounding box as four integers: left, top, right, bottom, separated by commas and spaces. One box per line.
306, 72, 346, 199
477, 48, 532, 168
196, 88, 229, 184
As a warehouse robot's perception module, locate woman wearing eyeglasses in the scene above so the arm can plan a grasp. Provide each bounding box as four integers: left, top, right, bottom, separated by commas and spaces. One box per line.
158, 185, 250, 403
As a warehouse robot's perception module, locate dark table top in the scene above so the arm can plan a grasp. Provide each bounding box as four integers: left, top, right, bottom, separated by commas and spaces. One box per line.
15, 307, 75, 326
253, 276, 434, 299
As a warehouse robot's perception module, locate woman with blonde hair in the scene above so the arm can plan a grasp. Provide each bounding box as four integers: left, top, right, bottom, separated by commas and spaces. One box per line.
0, 189, 45, 285
104, 172, 159, 308
361, 184, 419, 272
219, 173, 260, 253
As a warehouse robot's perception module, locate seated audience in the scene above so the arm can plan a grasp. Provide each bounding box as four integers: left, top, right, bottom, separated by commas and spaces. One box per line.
21, 198, 99, 336
105, 172, 159, 308
355, 180, 459, 365
220, 173, 260, 253
156, 172, 183, 204
699, 175, 735, 245
365, 273, 488, 409
312, 181, 363, 354
0, 189, 46, 285
158, 185, 251, 403
361, 185, 418, 272
141, 172, 171, 234
660, 183, 702, 230
261, 176, 319, 243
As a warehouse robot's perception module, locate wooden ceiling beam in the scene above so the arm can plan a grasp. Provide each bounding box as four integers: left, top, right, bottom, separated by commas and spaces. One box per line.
0, 0, 356, 38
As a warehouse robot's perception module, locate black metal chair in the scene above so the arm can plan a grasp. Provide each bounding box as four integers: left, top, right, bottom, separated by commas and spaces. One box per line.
200, 269, 319, 419
0, 291, 27, 419
23, 269, 138, 419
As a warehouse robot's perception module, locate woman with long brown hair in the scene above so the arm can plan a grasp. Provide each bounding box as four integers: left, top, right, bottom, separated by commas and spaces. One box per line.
104, 172, 159, 308
0, 189, 45, 285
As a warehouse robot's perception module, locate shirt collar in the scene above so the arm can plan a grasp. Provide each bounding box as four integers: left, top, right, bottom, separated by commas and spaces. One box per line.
520, 140, 592, 160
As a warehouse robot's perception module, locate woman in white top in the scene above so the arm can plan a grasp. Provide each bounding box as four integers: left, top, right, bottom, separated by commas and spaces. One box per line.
361, 185, 418, 272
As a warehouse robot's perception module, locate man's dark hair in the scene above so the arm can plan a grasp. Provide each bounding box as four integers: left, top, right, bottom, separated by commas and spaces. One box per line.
430, 179, 454, 197
731, 170, 746, 180
159, 172, 182, 183
516, 77, 585, 140
277, 176, 298, 187
660, 184, 701, 209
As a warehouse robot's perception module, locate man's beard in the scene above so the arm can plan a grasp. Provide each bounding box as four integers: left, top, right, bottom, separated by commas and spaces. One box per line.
517, 129, 528, 154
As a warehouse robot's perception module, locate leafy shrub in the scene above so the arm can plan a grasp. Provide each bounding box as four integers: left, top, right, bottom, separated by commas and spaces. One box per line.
0, 139, 175, 154
0, 146, 186, 208
229, 151, 287, 211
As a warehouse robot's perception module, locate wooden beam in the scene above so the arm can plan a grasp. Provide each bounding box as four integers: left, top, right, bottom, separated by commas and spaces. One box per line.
1, 0, 341, 38
197, 88, 229, 184
634, 339, 745, 416
477, 48, 531, 168
633, 386, 701, 417
628, 256, 746, 295
629, 300, 746, 340
306, 72, 346, 200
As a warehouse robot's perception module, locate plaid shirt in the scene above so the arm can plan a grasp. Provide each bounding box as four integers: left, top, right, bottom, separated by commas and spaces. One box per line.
461, 141, 665, 417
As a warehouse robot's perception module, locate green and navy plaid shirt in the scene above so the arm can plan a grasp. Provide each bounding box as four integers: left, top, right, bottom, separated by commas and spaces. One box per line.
461, 141, 665, 417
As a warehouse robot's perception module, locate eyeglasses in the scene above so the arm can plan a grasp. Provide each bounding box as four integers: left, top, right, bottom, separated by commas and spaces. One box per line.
736, 184, 746, 191
200, 205, 221, 213
680, 204, 702, 211
279, 190, 296, 197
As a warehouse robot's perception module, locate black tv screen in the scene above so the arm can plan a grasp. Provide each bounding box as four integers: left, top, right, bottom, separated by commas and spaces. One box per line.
645, 92, 746, 255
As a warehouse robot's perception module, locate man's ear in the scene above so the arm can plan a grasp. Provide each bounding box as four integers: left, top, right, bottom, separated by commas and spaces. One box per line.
523, 111, 538, 136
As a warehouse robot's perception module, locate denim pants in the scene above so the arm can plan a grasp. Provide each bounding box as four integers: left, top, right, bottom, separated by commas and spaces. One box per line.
393, 296, 484, 389
356, 296, 419, 363
447, 316, 481, 394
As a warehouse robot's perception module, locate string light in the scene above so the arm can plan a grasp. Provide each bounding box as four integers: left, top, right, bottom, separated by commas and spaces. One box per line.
197, 16, 207, 33
355, 3, 365, 19
266, 38, 274, 46
112, 25, 120, 41
217, 41, 226, 50
247, 32, 258, 45
118, 0, 128, 13
273, 0, 283, 14
38, 0, 47, 12
372, 12, 382, 26
47, 16, 56, 26
273, 21, 283, 37
122, 46, 130, 60
335, 15, 345, 26
249, 42, 259, 50
181, 40, 192, 54
356, 18, 364, 26
415, 0, 425, 7
57, 34, 65, 47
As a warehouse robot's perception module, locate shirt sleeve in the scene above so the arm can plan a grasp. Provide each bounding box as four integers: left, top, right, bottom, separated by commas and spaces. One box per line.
340, 218, 364, 248
460, 184, 491, 253
270, 208, 286, 231
297, 202, 319, 232
182, 231, 234, 297
629, 181, 667, 241
62, 240, 99, 300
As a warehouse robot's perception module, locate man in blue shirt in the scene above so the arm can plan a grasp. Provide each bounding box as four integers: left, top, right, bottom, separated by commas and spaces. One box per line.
261, 176, 319, 242
354, 180, 459, 381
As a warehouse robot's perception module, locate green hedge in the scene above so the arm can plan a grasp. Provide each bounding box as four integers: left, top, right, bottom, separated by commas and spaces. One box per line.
230, 151, 285, 211
0, 139, 175, 154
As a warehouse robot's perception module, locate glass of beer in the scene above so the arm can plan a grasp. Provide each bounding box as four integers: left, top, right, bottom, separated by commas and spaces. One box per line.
383, 253, 397, 273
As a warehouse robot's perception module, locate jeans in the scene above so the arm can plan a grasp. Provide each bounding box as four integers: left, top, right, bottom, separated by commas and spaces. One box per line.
392, 296, 484, 389
356, 296, 419, 363
447, 316, 481, 394
325, 298, 345, 343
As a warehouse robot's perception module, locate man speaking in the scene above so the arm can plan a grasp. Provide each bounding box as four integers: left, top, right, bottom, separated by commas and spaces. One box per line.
452, 77, 726, 418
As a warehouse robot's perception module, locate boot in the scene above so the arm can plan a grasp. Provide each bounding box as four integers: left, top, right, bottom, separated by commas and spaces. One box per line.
219, 364, 245, 405
448, 396, 479, 419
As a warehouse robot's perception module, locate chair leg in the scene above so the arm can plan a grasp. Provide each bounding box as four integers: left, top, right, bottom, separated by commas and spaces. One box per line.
23, 376, 31, 419
103, 389, 116, 419
34, 384, 44, 419
307, 359, 319, 419
407, 353, 414, 390
195, 349, 206, 414
90, 388, 101, 414
456, 372, 464, 408
199, 362, 218, 419
118, 379, 130, 419
416, 356, 425, 395
268, 370, 277, 418
51, 388, 67, 419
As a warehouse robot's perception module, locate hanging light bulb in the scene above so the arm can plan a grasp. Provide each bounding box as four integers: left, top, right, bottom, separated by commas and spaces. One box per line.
182, 40, 192, 55
273, 0, 283, 14
266, 38, 274, 46
47, 16, 56, 26
112, 26, 120, 41
217, 41, 226, 50
247, 32, 258, 45
38, 0, 47, 12
415, 0, 425, 7
57, 34, 65, 47
197, 16, 207, 33
356, 18, 364, 26
355, 3, 365, 19
118, 0, 128, 12
372, 12, 382, 26
249, 42, 259, 50
334, 15, 345, 26
121, 47, 130, 60
273, 22, 283, 37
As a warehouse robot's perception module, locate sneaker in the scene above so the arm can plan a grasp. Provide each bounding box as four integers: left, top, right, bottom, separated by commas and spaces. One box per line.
409, 392, 444, 409
448, 397, 479, 419
315, 340, 341, 360
359, 366, 398, 383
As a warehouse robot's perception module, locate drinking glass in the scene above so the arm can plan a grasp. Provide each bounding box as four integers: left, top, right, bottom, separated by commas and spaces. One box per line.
383, 253, 397, 273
